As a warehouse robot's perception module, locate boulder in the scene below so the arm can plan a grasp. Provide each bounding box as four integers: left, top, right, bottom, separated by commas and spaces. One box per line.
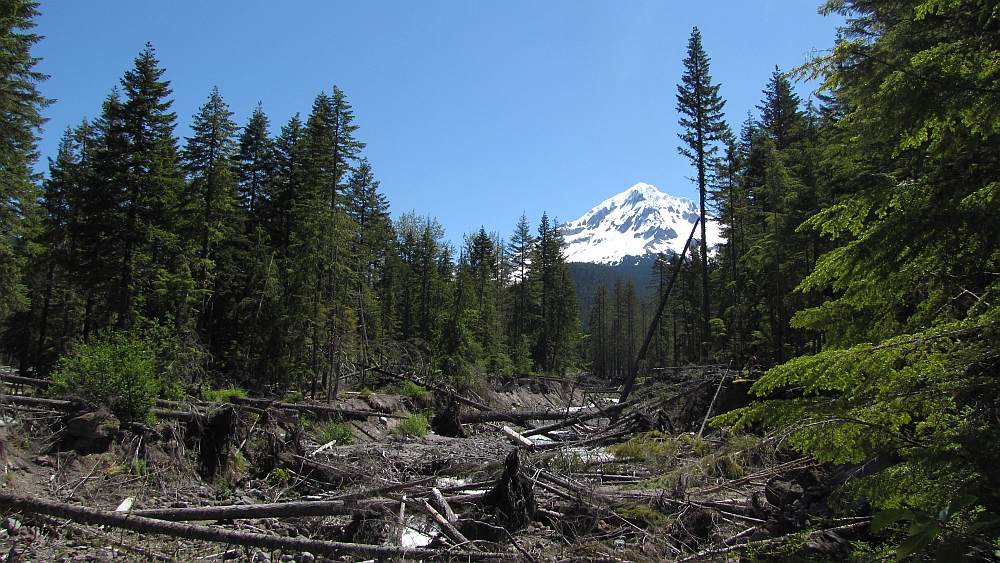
65, 411, 119, 440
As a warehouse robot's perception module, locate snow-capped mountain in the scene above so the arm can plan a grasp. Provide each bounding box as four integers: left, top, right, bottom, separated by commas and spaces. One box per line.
561, 182, 722, 265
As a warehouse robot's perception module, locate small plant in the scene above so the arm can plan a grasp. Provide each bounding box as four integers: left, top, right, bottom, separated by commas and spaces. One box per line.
358, 387, 373, 399
284, 390, 303, 403
316, 420, 354, 445
216, 479, 232, 500
232, 451, 248, 477
129, 459, 148, 476
609, 431, 679, 469
680, 433, 712, 457
268, 467, 291, 486
394, 381, 428, 399
202, 386, 247, 403
395, 413, 429, 437
163, 382, 186, 402
53, 331, 160, 422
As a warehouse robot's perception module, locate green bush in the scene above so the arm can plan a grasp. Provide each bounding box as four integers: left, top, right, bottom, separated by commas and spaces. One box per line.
395, 413, 429, 437
393, 381, 428, 400
203, 386, 247, 403
54, 332, 160, 422
317, 420, 354, 445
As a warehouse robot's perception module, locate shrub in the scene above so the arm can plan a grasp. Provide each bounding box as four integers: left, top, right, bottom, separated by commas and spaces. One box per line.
395, 413, 429, 437
394, 381, 428, 400
317, 420, 354, 445
609, 431, 679, 469
53, 332, 160, 422
203, 386, 247, 403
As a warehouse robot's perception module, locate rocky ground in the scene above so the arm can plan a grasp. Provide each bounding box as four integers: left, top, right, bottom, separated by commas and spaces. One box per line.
0, 367, 873, 562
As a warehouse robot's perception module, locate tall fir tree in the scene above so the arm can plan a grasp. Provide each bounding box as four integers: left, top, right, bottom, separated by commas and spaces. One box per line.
181, 86, 239, 354
0, 0, 49, 333
676, 27, 729, 360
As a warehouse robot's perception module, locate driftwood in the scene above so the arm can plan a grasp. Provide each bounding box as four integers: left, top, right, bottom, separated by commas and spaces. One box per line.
135, 500, 362, 521
230, 396, 406, 419
519, 398, 640, 437
462, 409, 603, 425
0, 493, 512, 561
0, 374, 54, 388
369, 365, 493, 411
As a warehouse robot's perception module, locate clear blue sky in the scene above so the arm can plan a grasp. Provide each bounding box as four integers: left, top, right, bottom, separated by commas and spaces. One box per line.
33, 1, 843, 247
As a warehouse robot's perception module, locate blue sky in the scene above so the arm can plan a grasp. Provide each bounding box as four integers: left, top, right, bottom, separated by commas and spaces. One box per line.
33, 1, 843, 247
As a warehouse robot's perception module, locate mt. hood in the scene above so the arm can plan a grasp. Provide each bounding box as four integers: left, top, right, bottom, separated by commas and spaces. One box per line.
561, 182, 722, 265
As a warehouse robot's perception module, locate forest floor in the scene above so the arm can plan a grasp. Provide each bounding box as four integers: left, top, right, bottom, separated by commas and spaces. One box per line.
0, 366, 872, 562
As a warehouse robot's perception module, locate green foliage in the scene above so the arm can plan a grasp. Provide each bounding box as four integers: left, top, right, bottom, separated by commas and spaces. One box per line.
319, 421, 354, 446
609, 431, 679, 469
395, 413, 429, 437
872, 495, 1000, 562
53, 332, 160, 422
303, 415, 354, 445
268, 467, 291, 486
202, 386, 247, 403
393, 380, 428, 400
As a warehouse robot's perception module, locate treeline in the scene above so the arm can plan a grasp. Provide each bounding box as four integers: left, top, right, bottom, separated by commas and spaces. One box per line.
588, 1, 1000, 548
0, 11, 580, 392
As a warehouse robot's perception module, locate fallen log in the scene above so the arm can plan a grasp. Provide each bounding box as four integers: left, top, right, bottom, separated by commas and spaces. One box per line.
520, 398, 641, 438
229, 396, 406, 419
135, 500, 359, 521
462, 409, 599, 425
1, 395, 72, 409
0, 374, 54, 388
0, 493, 511, 561
0, 395, 210, 423
501, 426, 535, 450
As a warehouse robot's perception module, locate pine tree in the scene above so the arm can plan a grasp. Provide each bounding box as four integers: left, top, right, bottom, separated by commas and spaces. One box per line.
676, 27, 729, 360
528, 213, 578, 374
72, 45, 188, 333
506, 213, 534, 371
0, 0, 50, 327
723, 0, 1000, 535
234, 103, 274, 227
181, 86, 239, 354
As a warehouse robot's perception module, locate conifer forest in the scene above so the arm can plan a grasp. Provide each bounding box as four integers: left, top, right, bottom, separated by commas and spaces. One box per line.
2, 1, 1000, 562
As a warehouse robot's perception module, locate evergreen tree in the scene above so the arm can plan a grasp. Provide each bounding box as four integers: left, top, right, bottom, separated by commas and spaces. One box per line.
234, 103, 274, 226
527, 213, 578, 374
724, 1, 1000, 540
676, 27, 729, 359
181, 87, 239, 356
506, 213, 534, 371
0, 0, 49, 329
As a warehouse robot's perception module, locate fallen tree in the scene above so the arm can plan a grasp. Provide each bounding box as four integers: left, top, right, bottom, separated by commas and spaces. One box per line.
0, 493, 514, 561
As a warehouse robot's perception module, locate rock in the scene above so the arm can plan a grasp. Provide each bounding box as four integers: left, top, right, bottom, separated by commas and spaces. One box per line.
295, 553, 315, 563
764, 477, 804, 508
33, 456, 53, 467
65, 411, 119, 440
3, 517, 22, 535
801, 530, 851, 560
365, 393, 399, 413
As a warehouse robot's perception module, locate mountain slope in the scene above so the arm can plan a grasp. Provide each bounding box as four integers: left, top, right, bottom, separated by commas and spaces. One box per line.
562, 182, 721, 265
